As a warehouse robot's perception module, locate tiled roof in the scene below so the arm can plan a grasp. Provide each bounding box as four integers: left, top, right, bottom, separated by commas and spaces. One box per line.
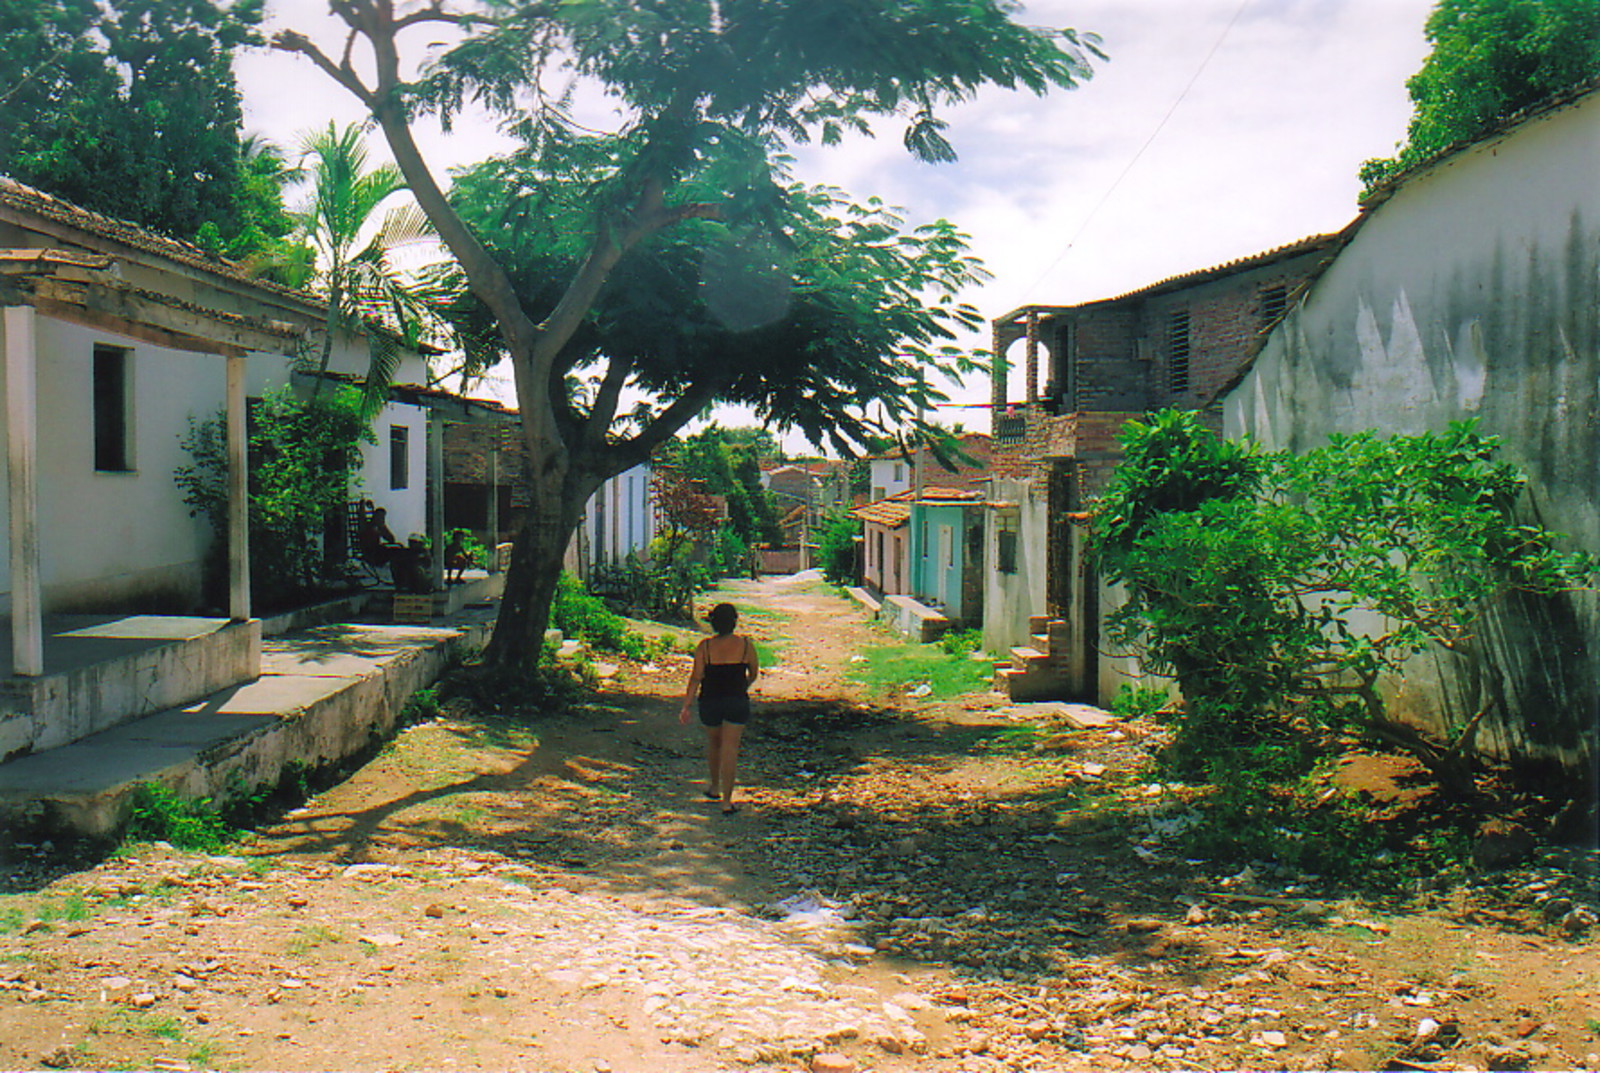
849, 485, 984, 526
852, 499, 912, 527
0, 176, 319, 310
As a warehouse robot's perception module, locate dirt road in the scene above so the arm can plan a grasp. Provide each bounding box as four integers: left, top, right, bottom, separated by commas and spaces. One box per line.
1, 574, 1597, 1072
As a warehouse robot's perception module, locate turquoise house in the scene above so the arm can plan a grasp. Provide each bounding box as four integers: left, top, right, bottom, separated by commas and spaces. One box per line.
907, 488, 986, 626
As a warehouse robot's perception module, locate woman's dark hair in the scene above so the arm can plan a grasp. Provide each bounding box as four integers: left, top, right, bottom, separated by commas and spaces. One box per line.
706, 602, 738, 635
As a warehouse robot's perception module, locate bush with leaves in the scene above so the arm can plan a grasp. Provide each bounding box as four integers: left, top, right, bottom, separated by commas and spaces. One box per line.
816, 510, 861, 586
176, 386, 375, 609
1095, 410, 1594, 791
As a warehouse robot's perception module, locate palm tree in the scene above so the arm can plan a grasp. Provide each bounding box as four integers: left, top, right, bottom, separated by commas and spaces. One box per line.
275, 123, 438, 414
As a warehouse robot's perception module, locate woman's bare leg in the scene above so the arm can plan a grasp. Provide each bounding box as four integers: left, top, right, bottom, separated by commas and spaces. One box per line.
718, 724, 744, 809
705, 726, 723, 795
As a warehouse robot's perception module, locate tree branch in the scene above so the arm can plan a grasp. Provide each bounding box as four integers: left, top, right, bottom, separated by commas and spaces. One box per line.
604, 372, 732, 474
271, 31, 376, 107
583, 354, 635, 449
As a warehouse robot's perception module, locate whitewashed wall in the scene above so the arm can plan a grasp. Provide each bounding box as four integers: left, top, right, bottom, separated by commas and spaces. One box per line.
579, 463, 654, 571
0, 315, 430, 614
1225, 89, 1600, 777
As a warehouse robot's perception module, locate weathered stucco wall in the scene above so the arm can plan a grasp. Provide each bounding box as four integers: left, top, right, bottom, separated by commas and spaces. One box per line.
982, 477, 1048, 656
1225, 92, 1600, 784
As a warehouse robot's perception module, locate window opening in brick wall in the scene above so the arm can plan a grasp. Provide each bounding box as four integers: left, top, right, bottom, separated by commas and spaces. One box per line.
996, 509, 1019, 575
93, 344, 133, 472
1167, 309, 1191, 394
1260, 283, 1288, 326
390, 424, 410, 490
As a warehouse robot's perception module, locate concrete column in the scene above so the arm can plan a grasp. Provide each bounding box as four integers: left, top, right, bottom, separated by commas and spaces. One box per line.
428, 415, 445, 584
226, 353, 250, 621
985, 319, 998, 434
486, 444, 501, 574
1025, 310, 1039, 405
4, 306, 43, 675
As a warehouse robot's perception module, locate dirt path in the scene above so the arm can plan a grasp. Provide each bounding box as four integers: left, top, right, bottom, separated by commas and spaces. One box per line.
1, 574, 1597, 1073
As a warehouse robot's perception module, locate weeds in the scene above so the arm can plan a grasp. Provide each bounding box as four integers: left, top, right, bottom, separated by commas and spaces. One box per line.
123, 783, 234, 853
400, 686, 441, 725
939, 628, 983, 658
1108, 683, 1168, 720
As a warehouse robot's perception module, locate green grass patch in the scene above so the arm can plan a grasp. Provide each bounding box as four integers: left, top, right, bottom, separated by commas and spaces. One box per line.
971, 725, 1044, 752
848, 641, 995, 700
754, 640, 783, 667
728, 602, 790, 625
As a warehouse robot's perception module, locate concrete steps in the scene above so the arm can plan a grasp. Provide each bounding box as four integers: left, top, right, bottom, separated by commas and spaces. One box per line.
994, 615, 1073, 701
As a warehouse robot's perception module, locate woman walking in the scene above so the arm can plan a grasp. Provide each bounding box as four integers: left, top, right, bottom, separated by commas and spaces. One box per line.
679, 602, 760, 814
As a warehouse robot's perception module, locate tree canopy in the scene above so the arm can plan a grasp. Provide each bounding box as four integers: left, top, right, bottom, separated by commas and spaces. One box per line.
273, 0, 1103, 666
0, 0, 287, 257
1361, 0, 1600, 191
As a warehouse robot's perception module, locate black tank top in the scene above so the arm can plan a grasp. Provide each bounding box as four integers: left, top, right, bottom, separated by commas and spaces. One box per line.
699, 639, 750, 700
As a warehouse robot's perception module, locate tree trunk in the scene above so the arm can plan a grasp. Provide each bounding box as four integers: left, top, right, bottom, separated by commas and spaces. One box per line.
482, 465, 598, 668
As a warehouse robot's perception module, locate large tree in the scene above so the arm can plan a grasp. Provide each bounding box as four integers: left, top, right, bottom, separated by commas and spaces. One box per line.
0, 0, 280, 253
1361, 0, 1600, 191
274, 0, 1101, 668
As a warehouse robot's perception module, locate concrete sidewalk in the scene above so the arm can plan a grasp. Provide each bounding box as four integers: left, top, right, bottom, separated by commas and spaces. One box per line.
0, 610, 495, 840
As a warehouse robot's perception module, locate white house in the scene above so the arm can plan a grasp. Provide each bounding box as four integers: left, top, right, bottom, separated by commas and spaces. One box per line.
0, 177, 431, 760
574, 462, 655, 578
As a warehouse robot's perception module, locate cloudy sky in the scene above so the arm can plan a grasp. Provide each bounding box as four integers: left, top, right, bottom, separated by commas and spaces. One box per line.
237, 0, 1439, 432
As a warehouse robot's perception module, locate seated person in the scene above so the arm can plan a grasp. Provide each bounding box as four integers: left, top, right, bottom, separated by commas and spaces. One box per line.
357, 508, 431, 592
444, 531, 473, 584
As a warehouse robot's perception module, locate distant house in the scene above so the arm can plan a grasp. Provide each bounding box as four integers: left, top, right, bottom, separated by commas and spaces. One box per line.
907, 488, 986, 626
1223, 79, 1600, 784
578, 462, 656, 579
986, 232, 1341, 699
863, 434, 992, 502
852, 493, 912, 597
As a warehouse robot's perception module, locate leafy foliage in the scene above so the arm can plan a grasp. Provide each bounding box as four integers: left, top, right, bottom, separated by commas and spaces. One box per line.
551, 572, 676, 660
1095, 410, 1595, 787
0, 0, 284, 256
263, 124, 441, 414
176, 387, 374, 608
1361, 0, 1600, 191
657, 428, 781, 546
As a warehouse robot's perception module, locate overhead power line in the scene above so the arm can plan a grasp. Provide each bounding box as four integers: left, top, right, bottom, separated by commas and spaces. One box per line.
1020, 0, 1255, 303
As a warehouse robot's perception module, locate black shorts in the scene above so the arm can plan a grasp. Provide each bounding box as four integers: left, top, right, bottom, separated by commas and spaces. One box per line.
698, 694, 751, 727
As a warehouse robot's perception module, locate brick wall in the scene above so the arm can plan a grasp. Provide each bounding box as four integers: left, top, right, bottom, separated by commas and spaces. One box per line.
1150, 258, 1317, 408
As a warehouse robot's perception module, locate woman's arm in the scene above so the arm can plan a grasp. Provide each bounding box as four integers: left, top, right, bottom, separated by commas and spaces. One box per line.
678, 640, 707, 724
743, 635, 760, 687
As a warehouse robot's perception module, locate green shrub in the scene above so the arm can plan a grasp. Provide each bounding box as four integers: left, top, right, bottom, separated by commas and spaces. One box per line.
176, 386, 374, 608
817, 510, 861, 585
123, 783, 234, 852
1094, 411, 1595, 792
939, 627, 982, 658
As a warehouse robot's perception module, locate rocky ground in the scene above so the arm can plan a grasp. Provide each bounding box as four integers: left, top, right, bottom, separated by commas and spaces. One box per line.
0, 573, 1597, 1073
